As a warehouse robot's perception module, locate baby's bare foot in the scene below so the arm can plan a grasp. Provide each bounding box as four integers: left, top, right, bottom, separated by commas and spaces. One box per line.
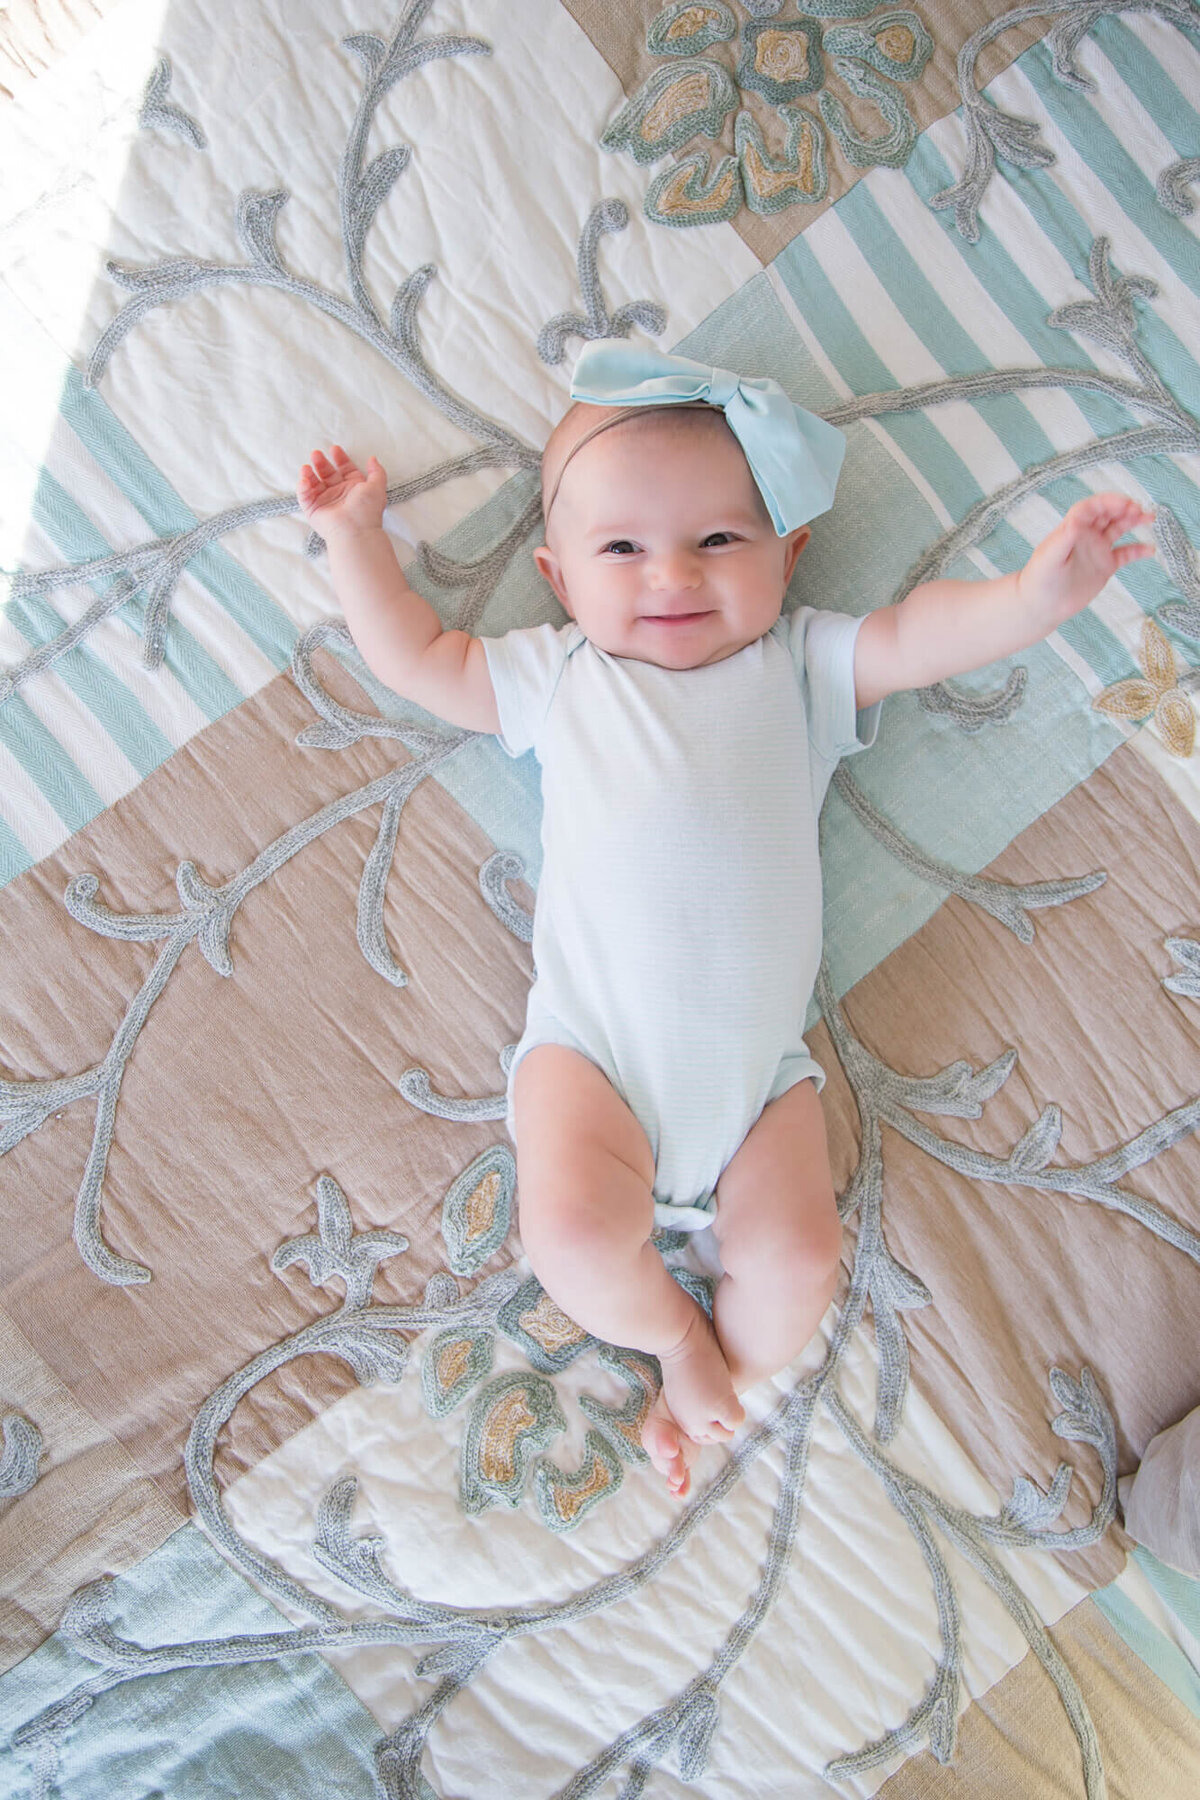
643, 1393, 697, 1498
640, 1309, 743, 1494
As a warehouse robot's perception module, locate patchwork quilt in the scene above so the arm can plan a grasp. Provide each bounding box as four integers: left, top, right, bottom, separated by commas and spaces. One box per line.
2, 1, 1200, 1794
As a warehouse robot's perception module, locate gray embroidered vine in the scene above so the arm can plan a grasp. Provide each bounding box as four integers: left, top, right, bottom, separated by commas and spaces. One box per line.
0, 624, 474, 1285
0, 1413, 42, 1501
137, 57, 206, 149
930, 0, 1200, 242
537, 200, 667, 366
401, 850, 530, 1119
829, 763, 1107, 942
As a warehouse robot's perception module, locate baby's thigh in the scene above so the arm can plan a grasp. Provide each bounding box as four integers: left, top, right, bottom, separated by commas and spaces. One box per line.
712, 1079, 841, 1279
510, 1045, 657, 1247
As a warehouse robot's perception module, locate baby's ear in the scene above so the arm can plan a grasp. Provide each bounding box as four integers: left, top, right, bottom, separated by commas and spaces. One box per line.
533, 545, 574, 616
783, 526, 811, 582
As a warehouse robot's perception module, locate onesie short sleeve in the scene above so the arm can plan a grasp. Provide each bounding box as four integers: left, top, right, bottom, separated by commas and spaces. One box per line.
481, 621, 579, 758
785, 605, 881, 767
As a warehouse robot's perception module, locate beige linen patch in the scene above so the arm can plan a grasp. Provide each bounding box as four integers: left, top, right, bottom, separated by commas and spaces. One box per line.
818, 739, 1200, 1593
0, 658, 532, 1511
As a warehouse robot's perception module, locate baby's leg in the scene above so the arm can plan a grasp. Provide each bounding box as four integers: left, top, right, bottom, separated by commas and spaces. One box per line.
511, 1045, 743, 1495
711, 1077, 843, 1395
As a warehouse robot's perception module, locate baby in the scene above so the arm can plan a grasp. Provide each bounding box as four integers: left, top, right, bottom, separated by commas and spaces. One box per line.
298, 343, 1153, 1498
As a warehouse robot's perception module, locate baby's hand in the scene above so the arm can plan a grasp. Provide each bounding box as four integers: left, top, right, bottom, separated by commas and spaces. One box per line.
1018, 492, 1155, 621
297, 445, 388, 540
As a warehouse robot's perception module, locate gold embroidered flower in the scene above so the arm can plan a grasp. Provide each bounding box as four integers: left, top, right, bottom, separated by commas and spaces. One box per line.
1093, 617, 1196, 757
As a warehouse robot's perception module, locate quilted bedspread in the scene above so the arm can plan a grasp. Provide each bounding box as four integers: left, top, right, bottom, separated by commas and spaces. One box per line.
2, 1, 1200, 1794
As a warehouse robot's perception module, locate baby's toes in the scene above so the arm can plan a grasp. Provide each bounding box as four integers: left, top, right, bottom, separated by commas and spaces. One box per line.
691, 1418, 732, 1445
643, 1410, 683, 1473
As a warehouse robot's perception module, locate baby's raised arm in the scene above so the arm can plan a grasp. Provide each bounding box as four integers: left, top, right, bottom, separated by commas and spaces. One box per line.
852, 493, 1155, 710
297, 445, 500, 734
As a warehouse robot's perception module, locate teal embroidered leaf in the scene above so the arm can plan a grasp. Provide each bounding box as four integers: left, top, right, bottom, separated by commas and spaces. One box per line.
441, 1144, 515, 1275
138, 57, 207, 149
272, 1175, 408, 1307
601, 60, 739, 165
1045, 11, 1101, 93
235, 189, 289, 273
927, 1691, 958, 1765
824, 12, 932, 83
1157, 155, 1200, 218
647, 2, 737, 57
460, 1373, 566, 1513
1000, 1463, 1073, 1533
390, 263, 436, 351
357, 146, 412, 233
533, 1429, 624, 1532
423, 1272, 460, 1309
819, 56, 916, 169
735, 105, 828, 215
414, 1641, 489, 1679
498, 1276, 596, 1372
1164, 938, 1200, 999
1010, 1106, 1063, 1174
1049, 1367, 1110, 1451
0, 1413, 42, 1500
872, 1245, 931, 1311
1154, 506, 1200, 641
342, 32, 387, 76
421, 1326, 494, 1418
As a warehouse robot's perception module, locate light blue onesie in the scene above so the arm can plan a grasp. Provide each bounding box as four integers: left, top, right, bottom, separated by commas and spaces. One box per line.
483, 607, 879, 1231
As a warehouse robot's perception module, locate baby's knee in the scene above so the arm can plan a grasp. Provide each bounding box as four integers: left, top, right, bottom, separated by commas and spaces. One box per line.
515, 1152, 652, 1274
732, 1199, 842, 1297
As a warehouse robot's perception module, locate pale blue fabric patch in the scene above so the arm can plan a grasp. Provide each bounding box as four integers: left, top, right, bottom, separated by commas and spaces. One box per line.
1132, 1542, 1200, 1652
0, 1526, 382, 1798
1092, 1571, 1200, 1721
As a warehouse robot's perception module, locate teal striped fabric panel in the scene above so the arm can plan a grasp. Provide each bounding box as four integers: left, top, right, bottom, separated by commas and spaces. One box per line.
1094, 1543, 1200, 1720
0, 372, 297, 888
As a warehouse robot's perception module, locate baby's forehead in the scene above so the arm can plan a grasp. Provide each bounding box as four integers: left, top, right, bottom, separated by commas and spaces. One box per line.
541, 403, 738, 522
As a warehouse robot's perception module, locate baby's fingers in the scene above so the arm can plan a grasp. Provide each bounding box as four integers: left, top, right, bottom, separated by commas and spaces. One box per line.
296, 461, 326, 502
1071, 491, 1153, 534
1111, 540, 1156, 567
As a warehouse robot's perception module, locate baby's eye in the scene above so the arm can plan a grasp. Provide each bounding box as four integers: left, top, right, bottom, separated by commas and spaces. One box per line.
603, 540, 639, 556
701, 532, 737, 547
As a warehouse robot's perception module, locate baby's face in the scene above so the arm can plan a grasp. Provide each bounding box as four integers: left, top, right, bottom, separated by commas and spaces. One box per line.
534, 412, 809, 669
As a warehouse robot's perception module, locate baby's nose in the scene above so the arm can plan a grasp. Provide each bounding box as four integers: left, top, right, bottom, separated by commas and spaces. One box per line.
649, 548, 701, 588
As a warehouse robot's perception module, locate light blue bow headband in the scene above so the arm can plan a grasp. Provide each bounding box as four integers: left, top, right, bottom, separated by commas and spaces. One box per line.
549, 341, 846, 536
